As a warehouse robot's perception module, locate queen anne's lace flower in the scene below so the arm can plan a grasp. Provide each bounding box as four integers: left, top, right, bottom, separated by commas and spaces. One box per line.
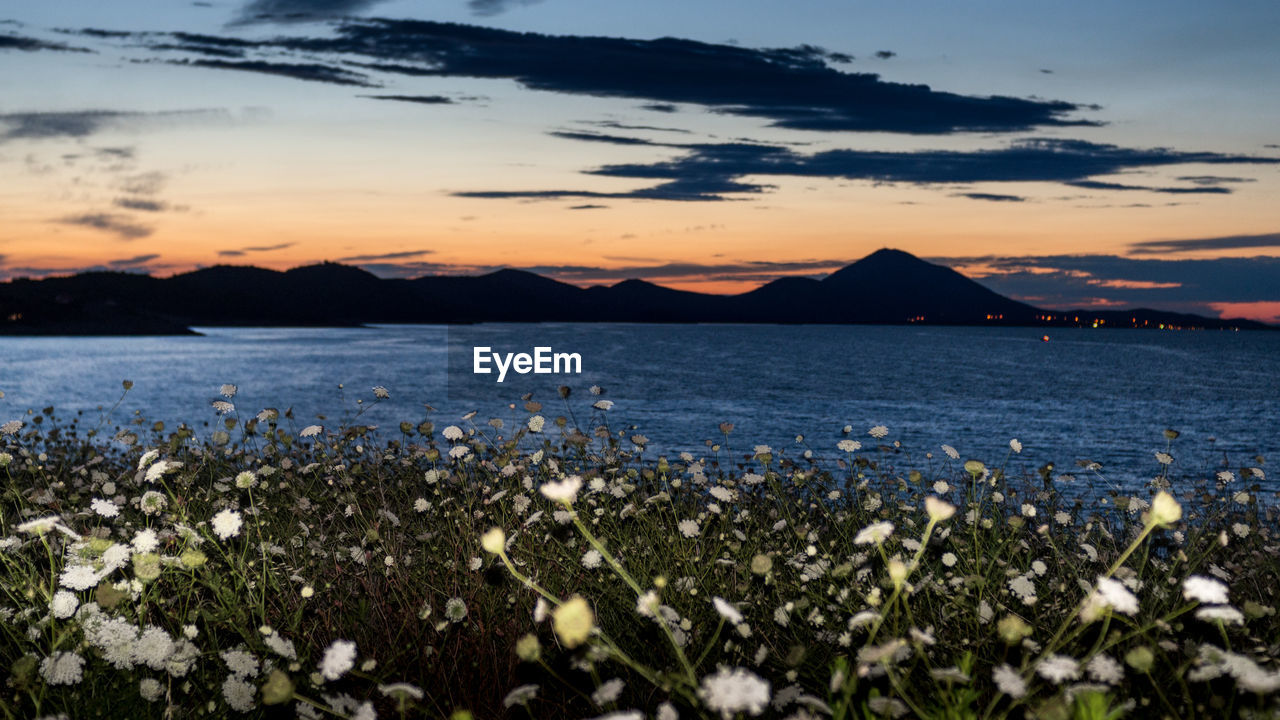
211, 509, 242, 540
41, 652, 85, 685
699, 666, 770, 718
854, 522, 894, 545
1036, 655, 1080, 684
993, 664, 1025, 698
1095, 576, 1139, 615
1182, 575, 1229, 604
319, 640, 357, 681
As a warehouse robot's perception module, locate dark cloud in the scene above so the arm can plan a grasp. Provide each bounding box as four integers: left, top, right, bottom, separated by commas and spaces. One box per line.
0, 109, 228, 142
55, 212, 153, 240
1066, 179, 1230, 194
343, 60, 439, 76
956, 192, 1025, 202
360, 94, 454, 104
124, 19, 1092, 135
66, 28, 133, 39
173, 59, 375, 86
468, 0, 545, 17
528, 258, 850, 284
95, 146, 136, 159
0, 111, 138, 141
568, 204, 607, 210
1175, 175, 1256, 186
587, 120, 692, 134
642, 103, 678, 113
349, 260, 494, 278
217, 242, 295, 256
337, 249, 435, 262
932, 254, 1280, 306
113, 197, 168, 212
117, 171, 167, 195
0, 32, 90, 53
549, 130, 667, 146
108, 253, 160, 267
232, 0, 393, 25
459, 137, 1279, 201
874, 50, 895, 59
1128, 232, 1280, 255
456, 176, 772, 202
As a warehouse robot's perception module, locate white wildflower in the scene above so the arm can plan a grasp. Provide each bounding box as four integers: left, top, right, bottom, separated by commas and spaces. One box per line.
1036, 655, 1080, 684
699, 666, 771, 718
503, 684, 539, 708
540, 475, 583, 503
211, 509, 242, 540
319, 640, 357, 681
854, 522, 893, 545
222, 675, 256, 712
1182, 576, 1229, 604
51, 590, 79, 619
1196, 606, 1244, 624
41, 652, 85, 685
593, 678, 625, 705
1095, 576, 1139, 615
713, 597, 744, 625
1086, 654, 1124, 685
60, 565, 101, 591
993, 664, 1025, 698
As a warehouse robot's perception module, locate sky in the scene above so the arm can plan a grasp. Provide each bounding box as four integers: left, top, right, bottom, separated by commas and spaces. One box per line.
2, 0, 1279, 321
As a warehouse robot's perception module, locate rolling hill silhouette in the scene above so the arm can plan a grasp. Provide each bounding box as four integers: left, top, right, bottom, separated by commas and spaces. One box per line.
0, 248, 1268, 334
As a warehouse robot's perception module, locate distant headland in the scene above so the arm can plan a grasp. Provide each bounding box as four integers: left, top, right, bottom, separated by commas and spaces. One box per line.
0, 249, 1270, 335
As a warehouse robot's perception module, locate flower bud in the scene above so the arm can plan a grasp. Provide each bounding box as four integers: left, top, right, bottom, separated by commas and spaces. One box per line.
1149, 491, 1182, 527
480, 527, 505, 555
925, 496, 956, 523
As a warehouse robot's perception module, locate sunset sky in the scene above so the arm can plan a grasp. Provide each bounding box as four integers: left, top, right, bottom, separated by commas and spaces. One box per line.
2, 0, 1279, 321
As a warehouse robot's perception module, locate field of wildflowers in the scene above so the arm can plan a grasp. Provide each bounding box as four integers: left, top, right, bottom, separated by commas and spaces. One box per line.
1, 382, 1277, 719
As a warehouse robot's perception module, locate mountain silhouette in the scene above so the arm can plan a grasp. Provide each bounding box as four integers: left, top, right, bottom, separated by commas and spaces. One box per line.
0, 249, 1269, 334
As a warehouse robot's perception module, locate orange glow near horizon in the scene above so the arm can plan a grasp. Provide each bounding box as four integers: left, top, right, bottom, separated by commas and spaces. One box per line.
1209, 302, 1280, 325
3, 122, 1279, 324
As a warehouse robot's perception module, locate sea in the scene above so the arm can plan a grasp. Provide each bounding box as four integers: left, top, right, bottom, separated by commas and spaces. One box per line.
1, 324, 1276, 493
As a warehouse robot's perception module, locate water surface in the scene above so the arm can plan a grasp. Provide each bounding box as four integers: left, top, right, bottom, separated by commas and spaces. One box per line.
1, 324, 1275, 491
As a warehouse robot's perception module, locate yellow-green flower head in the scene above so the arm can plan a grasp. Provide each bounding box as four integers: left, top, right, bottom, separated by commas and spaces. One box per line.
480, 527, 505, 555
1150, 491, 1182, 527
133, 553, 162, 582
552, 596, 594, 648
261, 669, 294, 705
925, 496, 956, 523
515, 634, 541, 662
179, 549, 208, 569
